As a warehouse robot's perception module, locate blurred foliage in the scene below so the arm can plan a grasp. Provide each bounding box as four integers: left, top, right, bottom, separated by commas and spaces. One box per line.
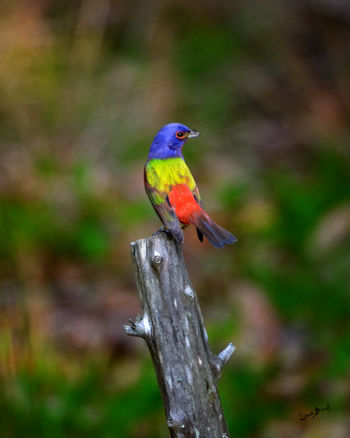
1, 0, 350, 437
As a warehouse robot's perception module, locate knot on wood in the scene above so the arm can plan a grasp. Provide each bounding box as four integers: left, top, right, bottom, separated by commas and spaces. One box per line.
151, 250, 163, 269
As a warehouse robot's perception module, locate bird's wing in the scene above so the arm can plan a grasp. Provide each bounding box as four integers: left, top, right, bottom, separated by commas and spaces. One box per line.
192, 185, 202, 207
191, 185, 204, 242
144, 166, 184, 243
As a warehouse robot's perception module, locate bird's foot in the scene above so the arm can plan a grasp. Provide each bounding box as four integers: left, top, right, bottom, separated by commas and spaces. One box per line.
152, 226, 172, 239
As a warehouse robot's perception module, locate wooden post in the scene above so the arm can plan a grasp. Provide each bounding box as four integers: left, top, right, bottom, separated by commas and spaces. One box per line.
124, 231, 234, 437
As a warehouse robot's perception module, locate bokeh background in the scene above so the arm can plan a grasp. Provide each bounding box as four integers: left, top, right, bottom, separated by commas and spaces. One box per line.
1, 0, 350, 437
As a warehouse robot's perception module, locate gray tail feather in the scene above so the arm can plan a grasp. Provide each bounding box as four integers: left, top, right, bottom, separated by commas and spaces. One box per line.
195, 214, 237, 248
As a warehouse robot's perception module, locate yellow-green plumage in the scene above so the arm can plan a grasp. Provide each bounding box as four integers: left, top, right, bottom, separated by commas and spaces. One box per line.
145, 158, 197, 204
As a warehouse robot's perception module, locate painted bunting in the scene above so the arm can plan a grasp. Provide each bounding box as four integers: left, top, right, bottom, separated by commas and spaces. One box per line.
144, 123, 237, 247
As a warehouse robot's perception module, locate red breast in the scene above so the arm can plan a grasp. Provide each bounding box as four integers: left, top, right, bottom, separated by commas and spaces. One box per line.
168, 184, 202, 225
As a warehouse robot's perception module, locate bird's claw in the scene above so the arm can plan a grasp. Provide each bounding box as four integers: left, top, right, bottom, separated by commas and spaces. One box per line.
152, 226, 172, 238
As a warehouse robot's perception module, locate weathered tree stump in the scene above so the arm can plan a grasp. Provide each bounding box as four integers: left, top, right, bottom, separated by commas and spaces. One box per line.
124, 231, 234, 437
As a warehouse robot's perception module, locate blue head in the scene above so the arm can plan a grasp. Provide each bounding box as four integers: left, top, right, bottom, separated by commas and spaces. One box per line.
147, 123, 200, 160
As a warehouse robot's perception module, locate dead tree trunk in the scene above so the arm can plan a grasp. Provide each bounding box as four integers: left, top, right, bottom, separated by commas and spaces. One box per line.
124, 231, 234, 437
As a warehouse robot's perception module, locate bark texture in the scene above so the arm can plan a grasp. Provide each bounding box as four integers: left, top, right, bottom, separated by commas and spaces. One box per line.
124, 231, 234, 438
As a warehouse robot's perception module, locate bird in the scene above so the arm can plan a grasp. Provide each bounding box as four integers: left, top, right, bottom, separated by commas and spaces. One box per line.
144, 123, 237, 248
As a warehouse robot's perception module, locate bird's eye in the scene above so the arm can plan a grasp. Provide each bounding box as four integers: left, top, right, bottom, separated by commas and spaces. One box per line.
176, 131, 184, 139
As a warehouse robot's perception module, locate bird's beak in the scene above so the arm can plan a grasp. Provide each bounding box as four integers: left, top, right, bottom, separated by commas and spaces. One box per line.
188, 129, 200, 138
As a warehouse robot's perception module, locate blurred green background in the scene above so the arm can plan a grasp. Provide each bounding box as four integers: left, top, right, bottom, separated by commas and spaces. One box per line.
1, 1, 350, 437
